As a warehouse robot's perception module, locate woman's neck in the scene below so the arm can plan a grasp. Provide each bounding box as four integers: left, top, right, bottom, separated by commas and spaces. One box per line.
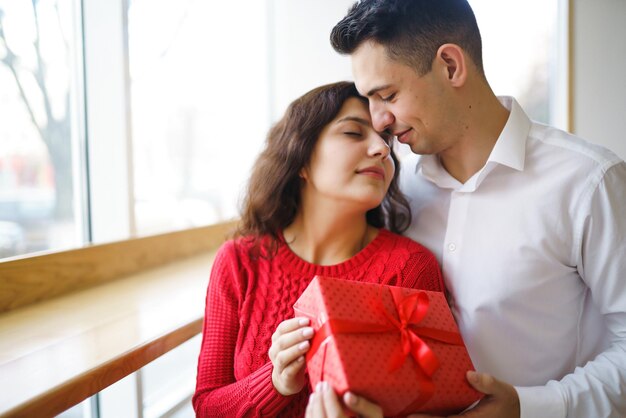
283, 206, 375, 266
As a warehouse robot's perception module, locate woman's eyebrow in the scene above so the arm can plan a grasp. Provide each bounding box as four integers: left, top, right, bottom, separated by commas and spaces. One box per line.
335, 116, 370, 126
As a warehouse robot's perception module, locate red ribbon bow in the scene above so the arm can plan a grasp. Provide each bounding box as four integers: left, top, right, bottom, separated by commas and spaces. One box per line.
306, 286, 463, 414
382, 287, 441, 376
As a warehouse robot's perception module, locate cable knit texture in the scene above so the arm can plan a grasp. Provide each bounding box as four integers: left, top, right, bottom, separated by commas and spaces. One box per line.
193, 228, 445, 417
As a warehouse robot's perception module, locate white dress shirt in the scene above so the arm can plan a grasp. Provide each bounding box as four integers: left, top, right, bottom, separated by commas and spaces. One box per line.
400, 97, 626, 418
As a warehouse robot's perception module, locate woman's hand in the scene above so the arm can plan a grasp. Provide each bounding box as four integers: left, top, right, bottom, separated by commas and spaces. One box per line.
269, 317, 314, 396
305, 381, 384, 418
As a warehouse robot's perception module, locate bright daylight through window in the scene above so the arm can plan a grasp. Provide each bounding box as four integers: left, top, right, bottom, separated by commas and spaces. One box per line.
0, 0, 84, 259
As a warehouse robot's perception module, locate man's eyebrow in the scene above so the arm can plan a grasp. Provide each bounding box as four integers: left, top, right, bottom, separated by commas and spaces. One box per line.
335, 116, 370, 126
365, 84, 392, 97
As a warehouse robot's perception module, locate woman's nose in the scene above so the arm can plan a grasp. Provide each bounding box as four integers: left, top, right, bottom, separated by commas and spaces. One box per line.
368, 135, 391, 159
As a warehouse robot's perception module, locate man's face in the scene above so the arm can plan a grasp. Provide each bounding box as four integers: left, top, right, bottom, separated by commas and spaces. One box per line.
351, 41, 456, 155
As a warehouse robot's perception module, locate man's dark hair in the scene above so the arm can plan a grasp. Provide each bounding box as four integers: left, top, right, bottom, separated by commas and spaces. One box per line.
331, 0, 484, 76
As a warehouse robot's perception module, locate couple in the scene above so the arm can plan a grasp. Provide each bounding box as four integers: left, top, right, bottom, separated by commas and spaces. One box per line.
193, 1, 626, 417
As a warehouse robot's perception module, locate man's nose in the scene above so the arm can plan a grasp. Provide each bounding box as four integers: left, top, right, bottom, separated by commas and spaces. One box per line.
370, 102, 395, 133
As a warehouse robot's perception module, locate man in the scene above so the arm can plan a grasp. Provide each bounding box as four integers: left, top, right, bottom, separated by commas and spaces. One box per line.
305, 1, 626, 417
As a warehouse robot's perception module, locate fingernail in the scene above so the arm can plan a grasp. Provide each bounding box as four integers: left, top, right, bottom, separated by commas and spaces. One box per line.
299, 318, 309, 326
316, 382, 324, 392
345, 392, 358, 406
323, 381, 330, 391
302, 327, 313, 337
297, 356, 305, 363
298, 341, 310, 351
467, 370, 478, 383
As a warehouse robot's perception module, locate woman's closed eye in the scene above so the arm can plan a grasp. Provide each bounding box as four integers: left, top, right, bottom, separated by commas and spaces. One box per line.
344, 131, 362, 137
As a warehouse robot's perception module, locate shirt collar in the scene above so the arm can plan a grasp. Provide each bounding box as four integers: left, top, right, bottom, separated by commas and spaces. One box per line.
415, 96, 531, 189
488, 96, 530, 172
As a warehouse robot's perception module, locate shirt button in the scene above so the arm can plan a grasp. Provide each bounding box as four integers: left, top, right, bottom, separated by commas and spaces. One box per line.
448, 243, 457, 252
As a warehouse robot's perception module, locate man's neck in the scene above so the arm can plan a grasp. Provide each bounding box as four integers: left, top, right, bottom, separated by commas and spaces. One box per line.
439, 90, 510, 184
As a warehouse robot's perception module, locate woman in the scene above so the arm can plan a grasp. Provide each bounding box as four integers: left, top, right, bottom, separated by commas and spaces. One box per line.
192, 82, 445, 417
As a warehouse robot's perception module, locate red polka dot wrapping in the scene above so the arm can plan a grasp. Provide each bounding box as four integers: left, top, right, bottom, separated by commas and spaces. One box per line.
293, 276, 483, 416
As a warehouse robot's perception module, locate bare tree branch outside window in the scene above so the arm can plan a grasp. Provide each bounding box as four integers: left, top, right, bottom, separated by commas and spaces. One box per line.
0, 0, 74, 221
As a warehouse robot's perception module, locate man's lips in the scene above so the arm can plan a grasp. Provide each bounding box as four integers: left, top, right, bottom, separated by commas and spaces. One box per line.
394, 129, 412, 143
356, 166, 385, 180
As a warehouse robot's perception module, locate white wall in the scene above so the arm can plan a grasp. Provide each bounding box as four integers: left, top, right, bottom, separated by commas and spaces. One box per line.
270, 0, 626, 161
573, 0, 626, 160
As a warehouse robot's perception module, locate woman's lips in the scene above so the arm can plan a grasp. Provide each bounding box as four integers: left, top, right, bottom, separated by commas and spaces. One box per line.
357, 166, 385, 180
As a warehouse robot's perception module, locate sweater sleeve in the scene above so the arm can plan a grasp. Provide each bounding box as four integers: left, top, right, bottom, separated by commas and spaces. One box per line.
400, 248, 445, 293
192, 241, 294, 417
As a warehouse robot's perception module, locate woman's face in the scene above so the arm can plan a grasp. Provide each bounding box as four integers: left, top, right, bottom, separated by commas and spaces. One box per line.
301, 97, 394, 212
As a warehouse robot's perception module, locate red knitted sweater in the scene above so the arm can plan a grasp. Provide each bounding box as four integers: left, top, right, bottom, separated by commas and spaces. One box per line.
192, 229, 445, 417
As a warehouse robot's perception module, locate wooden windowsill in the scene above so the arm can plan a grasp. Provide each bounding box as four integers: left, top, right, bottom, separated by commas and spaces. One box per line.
0, 251, 215, 418
0, 221, 237, 418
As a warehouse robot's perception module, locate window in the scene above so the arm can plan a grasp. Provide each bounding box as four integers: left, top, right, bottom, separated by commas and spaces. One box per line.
469, 0, 567, 129
0, 0, 85, 258
128, 0, 270, 236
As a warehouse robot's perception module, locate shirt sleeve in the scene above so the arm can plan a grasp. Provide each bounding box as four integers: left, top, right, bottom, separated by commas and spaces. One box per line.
516, 161, 626, 418
192, 242, 293, 417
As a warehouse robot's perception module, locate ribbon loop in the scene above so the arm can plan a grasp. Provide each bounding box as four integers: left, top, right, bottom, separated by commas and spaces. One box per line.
379, 287, 440, 377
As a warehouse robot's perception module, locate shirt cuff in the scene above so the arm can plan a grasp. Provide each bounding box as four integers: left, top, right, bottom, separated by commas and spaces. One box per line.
515, 384, 566, 418
247, 361, 294, 415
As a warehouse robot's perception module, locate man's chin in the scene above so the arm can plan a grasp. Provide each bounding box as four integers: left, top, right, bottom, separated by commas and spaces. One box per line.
408, 143, 435, 156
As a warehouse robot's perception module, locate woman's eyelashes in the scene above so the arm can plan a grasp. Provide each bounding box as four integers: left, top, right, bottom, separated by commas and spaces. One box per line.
344, 131, 362, 137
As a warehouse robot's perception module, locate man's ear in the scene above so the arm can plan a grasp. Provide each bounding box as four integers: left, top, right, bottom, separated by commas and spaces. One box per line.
435, 43, 467, 87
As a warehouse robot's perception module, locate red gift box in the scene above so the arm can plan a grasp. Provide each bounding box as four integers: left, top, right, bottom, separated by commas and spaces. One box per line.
293, 276, 482, 416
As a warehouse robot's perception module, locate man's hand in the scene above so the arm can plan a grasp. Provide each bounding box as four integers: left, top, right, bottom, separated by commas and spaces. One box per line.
305, 381, 384, 418
408, 371, 520, 418
268, 317, 313, 396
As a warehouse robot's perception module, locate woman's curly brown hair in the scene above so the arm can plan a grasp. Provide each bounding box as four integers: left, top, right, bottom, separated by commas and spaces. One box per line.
236, 81, 411, 256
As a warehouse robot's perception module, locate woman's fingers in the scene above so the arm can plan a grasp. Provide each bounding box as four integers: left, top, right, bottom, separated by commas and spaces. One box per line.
319, 382, 345, 416
273, 334, 311, 367
269, 319, 313, 362
343, 392, 384, 418
269, 316, 313, 396
272, 317, 310, 342
275, 348, 305, 379
305, 391, 325, 418
269, 318, 313, 361
305, 382, 341, 418
305, 383, 384, 418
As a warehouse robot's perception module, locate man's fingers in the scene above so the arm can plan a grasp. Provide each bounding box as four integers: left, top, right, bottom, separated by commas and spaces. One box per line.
343, 392, 383, 418
467, 371, 501, 396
